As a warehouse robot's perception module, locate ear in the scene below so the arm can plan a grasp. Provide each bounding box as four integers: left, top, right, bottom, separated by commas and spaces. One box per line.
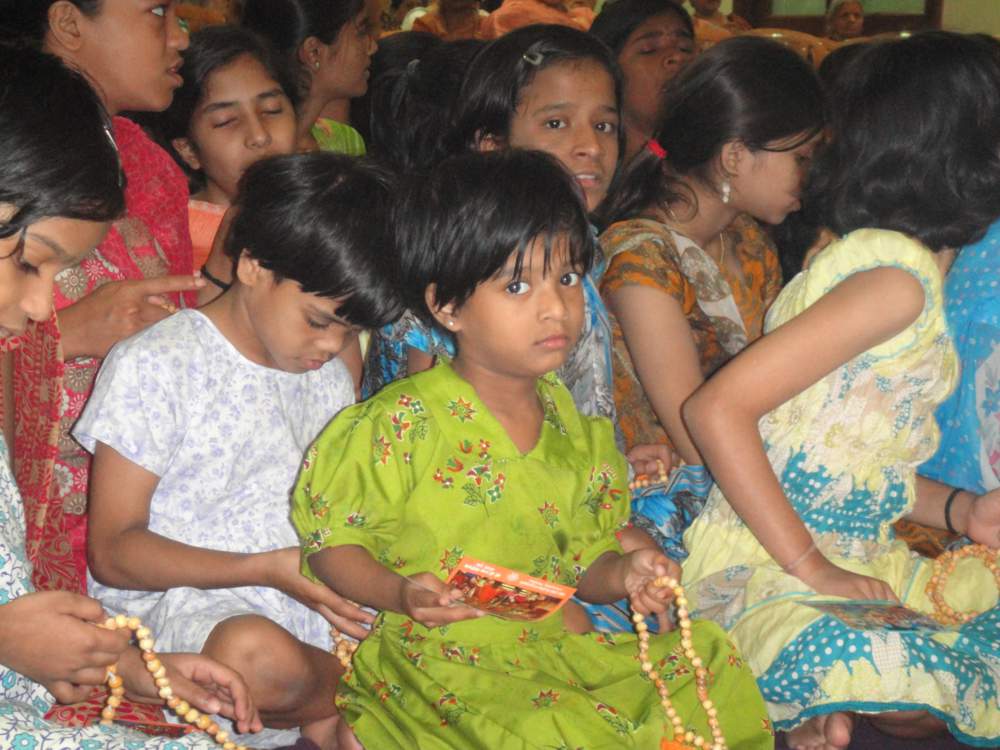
298, 36, 325, 70
475, 131, 504, 153
719, 140, 748, 178
235, 250, 268, 287
47, 0, 86, 53
171, 138, 202, 171
425, 284, 462, 332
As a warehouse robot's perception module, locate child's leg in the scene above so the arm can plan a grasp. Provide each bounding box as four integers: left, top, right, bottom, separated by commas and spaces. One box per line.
787, 710, 946, 750
202, 615, 341, 744
868, 710, 947, 739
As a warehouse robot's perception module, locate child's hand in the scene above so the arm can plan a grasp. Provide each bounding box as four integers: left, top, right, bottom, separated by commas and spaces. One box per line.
623, 549, 683, 632
399, 572, 483, 628
799, 560, 898, 602
0, 591, 131, 700
626, 443, 676, 478
967, 490, 1000, 548
121, 651, 263, 735
266, 547, 375, 640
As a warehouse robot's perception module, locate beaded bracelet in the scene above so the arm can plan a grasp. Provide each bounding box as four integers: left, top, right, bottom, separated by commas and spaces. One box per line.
99, 615, 247, 750
925, 544, 999, 626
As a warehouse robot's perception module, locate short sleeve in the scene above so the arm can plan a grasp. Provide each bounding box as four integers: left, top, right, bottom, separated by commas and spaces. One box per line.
600, 221, 688, 306
73, 332, 186, 477
291, 393, 431, 580
801, 229, 943, 361
566, 412, 630, 574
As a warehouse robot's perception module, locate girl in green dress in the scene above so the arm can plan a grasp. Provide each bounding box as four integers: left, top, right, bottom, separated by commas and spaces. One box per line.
292, 149, 772, 749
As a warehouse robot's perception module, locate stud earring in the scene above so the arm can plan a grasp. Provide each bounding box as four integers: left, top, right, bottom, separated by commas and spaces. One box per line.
721, 179, 731, 204
314, 60, 321, 70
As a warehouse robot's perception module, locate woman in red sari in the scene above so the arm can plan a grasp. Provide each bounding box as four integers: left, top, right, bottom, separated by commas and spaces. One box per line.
5, 0, 204, 593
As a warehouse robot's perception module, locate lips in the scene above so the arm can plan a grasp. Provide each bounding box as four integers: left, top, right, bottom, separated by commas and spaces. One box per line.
536, 334, 571, 350
167, 60, 184, 86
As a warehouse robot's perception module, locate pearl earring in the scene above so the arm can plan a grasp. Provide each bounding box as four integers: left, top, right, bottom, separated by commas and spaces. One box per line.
721, 179, 731, 204
314, 60, 321, 70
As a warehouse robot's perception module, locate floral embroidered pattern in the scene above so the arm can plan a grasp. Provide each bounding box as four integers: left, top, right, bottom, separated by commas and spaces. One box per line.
447, 397, 476, 423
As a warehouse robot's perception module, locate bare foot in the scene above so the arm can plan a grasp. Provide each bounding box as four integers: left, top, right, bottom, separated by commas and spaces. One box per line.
787, 712, 854, 750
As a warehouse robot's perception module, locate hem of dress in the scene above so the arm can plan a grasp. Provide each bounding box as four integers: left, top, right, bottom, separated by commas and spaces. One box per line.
773, 699, 1000, 748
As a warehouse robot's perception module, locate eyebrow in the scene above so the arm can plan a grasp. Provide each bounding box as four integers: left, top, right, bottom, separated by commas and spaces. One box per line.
200, 88, 286, 115
531, 102, 618, 117
25, 232, 70, 261
306, 304, 351, 325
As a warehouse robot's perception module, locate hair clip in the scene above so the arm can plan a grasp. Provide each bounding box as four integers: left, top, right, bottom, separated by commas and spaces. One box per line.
522, 51, 544, 67
102, 120, 125, 189
406, 58, 420, 76
646, 139, 667, 160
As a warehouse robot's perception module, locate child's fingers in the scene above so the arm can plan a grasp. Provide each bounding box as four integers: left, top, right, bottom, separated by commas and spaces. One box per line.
417, 603, 482, 628
317, 603, 371, 641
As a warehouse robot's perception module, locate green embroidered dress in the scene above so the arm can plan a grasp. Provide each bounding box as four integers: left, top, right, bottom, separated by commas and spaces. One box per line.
292, 362, 772, 749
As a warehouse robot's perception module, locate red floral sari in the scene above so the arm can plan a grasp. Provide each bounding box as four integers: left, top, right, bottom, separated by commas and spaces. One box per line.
11, 116, 194, 593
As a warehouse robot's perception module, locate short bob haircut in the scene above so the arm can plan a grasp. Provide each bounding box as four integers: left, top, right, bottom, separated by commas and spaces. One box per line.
600, 36, 823, 225
158, 25, 299, 191
589, 0, 692, 58
0, 0, 101, 47
807, 32, 1000, 252
0, 43, 124, 240
225, 152, 403, 328
240, 0, 366, 94
447, 24, 623, 156
368, 38, 484, 174
397, 149, 594, 326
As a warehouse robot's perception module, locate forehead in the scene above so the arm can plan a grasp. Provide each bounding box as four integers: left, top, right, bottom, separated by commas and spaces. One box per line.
519, 60, 616, 108
624, 11, 692, 45
198, 54, 281, 103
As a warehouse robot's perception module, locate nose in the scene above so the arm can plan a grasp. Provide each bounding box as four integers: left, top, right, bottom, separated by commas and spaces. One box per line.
318, 326, 352, 357
537, 279, 570, 322
245, 114, 273, 150
168, 7, 190, 51
20, 275, 54, 325
367, 34, 378, 56
572, 123, 602, 160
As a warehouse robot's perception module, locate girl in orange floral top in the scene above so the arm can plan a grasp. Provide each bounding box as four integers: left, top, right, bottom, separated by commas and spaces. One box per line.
595, 37, 821, 562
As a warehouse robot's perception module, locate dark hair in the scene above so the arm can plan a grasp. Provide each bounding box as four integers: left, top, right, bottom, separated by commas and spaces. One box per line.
0, 0, 101, 47
448, 24, 623, 154
350, 31, 441, 146
240, 0, 366, 64
226, 153, 403, 327
155, 25, 298, 191
397, 149, 594, 325
368, 38, 484, 173
601, 36, 823, 224
807, 32, 1000, 252
0, 43, 124, 239
589, 0, 692, 57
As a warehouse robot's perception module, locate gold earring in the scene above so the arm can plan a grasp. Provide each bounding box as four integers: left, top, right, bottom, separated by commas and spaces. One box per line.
314, 60, 321, 70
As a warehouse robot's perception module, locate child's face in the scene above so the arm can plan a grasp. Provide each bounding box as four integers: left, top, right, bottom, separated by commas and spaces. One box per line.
439, 234, 585, 380
173, 54, 297, 205
241, 265, 358, 373
831, 2, 864, 39
315, 10, 377, 101
504, 60, 619, 213
0, 211, 108, 340
63, 0, 189, 114
617, 12, 695, 137
730, 131, 820, 226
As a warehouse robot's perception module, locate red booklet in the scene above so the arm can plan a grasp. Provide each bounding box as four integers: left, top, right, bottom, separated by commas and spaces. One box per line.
444, 557, 576, 621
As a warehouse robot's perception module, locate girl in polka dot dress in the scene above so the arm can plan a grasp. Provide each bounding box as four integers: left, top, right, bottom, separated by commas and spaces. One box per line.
679, 33, 1000, 750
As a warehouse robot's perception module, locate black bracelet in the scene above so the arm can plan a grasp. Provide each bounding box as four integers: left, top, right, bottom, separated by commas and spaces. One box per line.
944, 487, 963, 535
200, 264, 232, 292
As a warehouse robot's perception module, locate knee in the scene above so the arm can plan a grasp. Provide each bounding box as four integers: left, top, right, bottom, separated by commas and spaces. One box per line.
203, 615, 310, 698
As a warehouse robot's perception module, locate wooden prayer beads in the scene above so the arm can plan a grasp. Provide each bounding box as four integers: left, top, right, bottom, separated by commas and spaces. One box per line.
925, 544, 999, 626
99, 614, 246, 750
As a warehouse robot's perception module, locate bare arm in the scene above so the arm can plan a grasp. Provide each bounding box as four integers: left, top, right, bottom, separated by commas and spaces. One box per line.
605, 285, 705, 465
307, 545, 480, 628
684, 267, 925, 598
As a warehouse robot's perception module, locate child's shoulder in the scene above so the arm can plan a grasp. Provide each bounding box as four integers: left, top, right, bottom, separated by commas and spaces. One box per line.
808, 229, 939, 291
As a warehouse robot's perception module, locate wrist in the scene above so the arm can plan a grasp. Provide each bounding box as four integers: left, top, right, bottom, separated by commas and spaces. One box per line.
783, 546, 828, 584
946, 489, 974, 537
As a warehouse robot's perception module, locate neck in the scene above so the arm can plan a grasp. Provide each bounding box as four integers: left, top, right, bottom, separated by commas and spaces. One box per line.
200, 285, 272, 367
318, 98, 351, 124
451, 355, 539, 416
296, 86, 350, 144
623, 117, 653, 163
656, 179, 738, 249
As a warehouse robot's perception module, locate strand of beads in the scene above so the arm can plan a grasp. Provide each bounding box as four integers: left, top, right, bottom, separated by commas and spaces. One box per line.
331, 626, 357, 672
629, 459, 669, 491
633, 577, 726, 750
925, 544, 999, 626
99, 614, 246, 750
